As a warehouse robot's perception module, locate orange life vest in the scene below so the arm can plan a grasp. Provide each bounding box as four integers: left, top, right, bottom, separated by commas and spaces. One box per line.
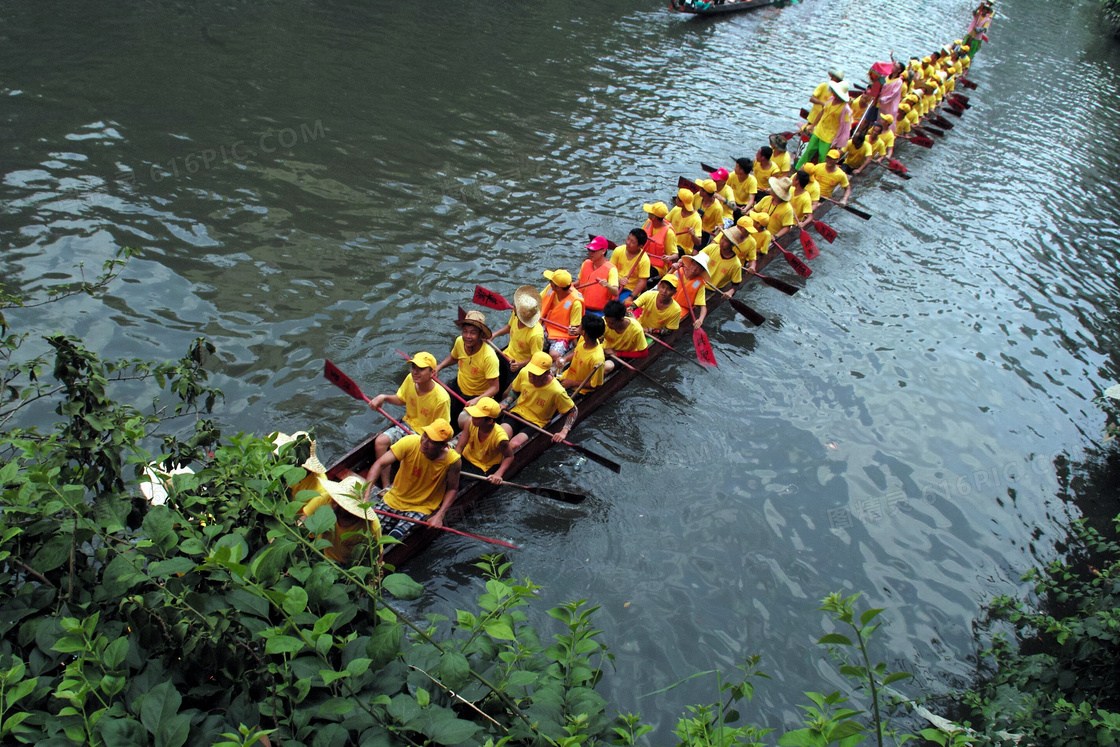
641, 220, 672, 269
578, 259, 615, 311
540, 287, 583, 341
673, 272, 705, 319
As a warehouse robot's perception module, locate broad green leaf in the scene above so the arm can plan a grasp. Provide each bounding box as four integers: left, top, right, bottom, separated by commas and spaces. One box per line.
507, 670, 537, 687
304, 505, 337, 537
438, 652, 470, 691
859, 608, 884, 626
102, 554, 144, 597
265, 635, 306, 655
829, 720, 865, 739
283, 586, 308, 616
30, 535, 70, 573
387, 694, 421, 725
140, 680, 183, 737
51, 636, 86, 654
817, 633, 853, 646
226, 588, 271, 619
381, 573, 423, 601
143, 506, 177, 552
422, 711, 480, 746
149, 557, 196, 578
483, 621, 515, 641
158, 714, 191, 747
416, 688, 430, 707
346, 658, 372, 677
319, 669, 351, 685
318, 697, 356, 716
102, 637, 129, 670
777, 727, 829, 747
97, 716, 148, 746
882, 671, 913, 685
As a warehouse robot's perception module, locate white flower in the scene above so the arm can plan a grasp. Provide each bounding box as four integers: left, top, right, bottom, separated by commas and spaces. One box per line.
1105, 384, 1120, 400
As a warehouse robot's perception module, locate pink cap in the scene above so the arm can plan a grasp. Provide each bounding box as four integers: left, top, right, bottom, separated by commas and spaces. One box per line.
585, 236, 609, 251
711, 168, 730, 181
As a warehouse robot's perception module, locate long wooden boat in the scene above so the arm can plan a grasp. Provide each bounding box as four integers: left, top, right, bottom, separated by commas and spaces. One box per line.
325, 93, 963, 567
671, 0, 779, 17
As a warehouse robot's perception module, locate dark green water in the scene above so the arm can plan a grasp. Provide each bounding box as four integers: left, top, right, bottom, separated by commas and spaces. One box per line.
4, 0, 1120, 732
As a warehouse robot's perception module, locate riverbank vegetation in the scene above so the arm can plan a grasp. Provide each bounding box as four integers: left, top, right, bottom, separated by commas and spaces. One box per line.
2, 253, 1119, 745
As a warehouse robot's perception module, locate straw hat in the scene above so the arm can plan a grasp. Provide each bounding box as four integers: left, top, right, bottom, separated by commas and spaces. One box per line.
828, 80, 850, 99
301, 441, 327, 475
722, 226, 747, 246
512, 285, 542, 327
682, 252, 710, 276
455, 310, 492, 339
328, 476, 382, 522
768, 176, 792, 201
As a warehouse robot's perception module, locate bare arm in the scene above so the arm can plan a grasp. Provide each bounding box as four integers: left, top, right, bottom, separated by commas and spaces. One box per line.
553, 406, 579, 443
429, 460, 461, 528
488, 441, 515, 484
362, 450, 399, 500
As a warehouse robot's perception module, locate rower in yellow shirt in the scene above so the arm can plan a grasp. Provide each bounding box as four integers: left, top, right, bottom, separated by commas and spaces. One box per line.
701, 227, 745, 290
754, 176, 796, 241
666, 187, 703, 255
361, 419, 461, 537
491, 285, 544, 387
803, 150, 851, 205
633, 275, 682, 336
611, 228, 652, 303
841, 133, 873, 175
790, 171, 815, 228
737, 212, 772, 273
559, 314, 606, 394
435, 310, 500, 427
694, 179, 725, 244
641, 202, 679, 280
727, 157, 757, 210
601, 300, 649, 364
365, 350, 451, 490
300, 474, 382, 565
753, 146, 780, 194
455, 397, 514, 485
501, 351, 578, 450
769, 134, 792, 176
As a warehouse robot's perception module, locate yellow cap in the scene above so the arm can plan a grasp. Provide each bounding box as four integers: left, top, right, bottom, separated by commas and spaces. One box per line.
737, 215, 758, 233
525, 351, 554, 376
658, 273, 680, 288
879, 114, 894, 124
408, 351, 438, 369
543, 269, 573, 288
421, 419, 455, 442
826, 149, 841, 160
677, 187, 694, 204
643, 201, 669, 218
465, 397, 501, 418
698, 179, 717, 194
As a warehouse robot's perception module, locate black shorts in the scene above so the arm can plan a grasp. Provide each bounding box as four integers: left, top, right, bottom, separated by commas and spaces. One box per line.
499, 413, 531, 438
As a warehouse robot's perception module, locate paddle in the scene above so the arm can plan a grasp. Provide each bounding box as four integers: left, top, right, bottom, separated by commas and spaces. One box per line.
677, 176, 700, 193
950, 92, 970, 105
751, 272, 800, 296
901, 134, 934, 149
942, 106, 963, 118
778, 246, 813, 278
703, 282, 764, 326
473, 285, 514, 311
822, 196, 872, 220
958, 78, 977, 90
633, 318, 706, 367
679, 270, 717, 367
921, 124, 946, 137
929, 114, 954, 129
800, 228, 820, 261
374, 506, 521, 550
607, 353, 683, 401
399, 350, 622, 474
700, 161, 719, 173
886, 159, 911, 179
813, 220, 838, 243
459, 472, 586, 505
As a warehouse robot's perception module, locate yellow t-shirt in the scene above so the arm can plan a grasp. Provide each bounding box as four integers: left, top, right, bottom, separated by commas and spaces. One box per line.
634, 290, 681, 332
814, 101, 848, 145
385, 435, 461, 515
752, 229, 772, 257
869, 136, 887, 159
561, 340, 605, 393
790, 190, 813, 221
772, 151, 792, 175
503, 315, 544, 363
461, 422, 509, 472
844, 139, 872, 170
880, 129, 896, 150
610, 247, 651, 292
702, 243, 743, 289
727, 171, 757, 204
698, 198, 724, 233
734, 234, 758, 263
806, 180, 821, 203
511, 370, 575, 427
753, 161, 779, 191
806, 80, 830, 124
804, 162, 850, 198
396, 375, 451, 432
755, 196, 795, 234
603, 317, 649, 353
666, 206, 703, 253
450, 337, 500, 397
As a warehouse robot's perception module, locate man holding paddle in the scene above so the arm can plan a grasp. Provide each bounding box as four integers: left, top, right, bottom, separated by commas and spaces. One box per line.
361, 419, 462, 536
578, 236, 620, 314
501, 351, 578, 450
365, 351, 450, 490
803, 150, 852, 206
632, 275, 681, 336
434, 310, 500, 427
491, 285, 544, 378
540, 269, 584, 365
610, 228, 651, 303
455, 397, 514, 485
640, 201, 678, 281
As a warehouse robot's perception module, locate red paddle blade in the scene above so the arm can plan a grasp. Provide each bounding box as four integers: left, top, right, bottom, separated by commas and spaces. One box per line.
960, 78, 978, 90
800, 229, 820, 261
631, 306, 643, 318
324, 360, 370, 403
813, 220, 838, 243
800, 133, 810, 142
887, 158, 909, 175
908, 135, 934, 149
952, 93, 971, 104
692, 328, 717, 368
473, 285, 514, 311
944, 106, 963, 118
677, 176, 700, 193
781, 248, 813, 278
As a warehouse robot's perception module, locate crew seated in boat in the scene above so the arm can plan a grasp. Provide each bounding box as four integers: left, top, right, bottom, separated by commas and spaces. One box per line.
611, 229, 651, 304
559, 314, 606, 394
666, 188, 702, 256
501, 351, 578, 451
601, 300, 649, 369
802, 149, 852, 205
701, 227, 745, 291
673, 253, 710, 328
754, 176, 796, 242
540, 269, 584, 365
727, 158, 757, 211
578, 236, 620, 315
790, 171, 815, 228
455, 397, 514, 485
632, 275, 681, 336
769, 135, 792, 177
434, 310, 499, 427
640, 201, 679, 282
365, 350, 450, 490
491, 285, 544, 392
361, 419, 461, 540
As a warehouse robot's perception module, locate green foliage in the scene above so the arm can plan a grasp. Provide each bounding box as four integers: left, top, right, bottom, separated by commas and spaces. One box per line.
956, 514, 1120, 746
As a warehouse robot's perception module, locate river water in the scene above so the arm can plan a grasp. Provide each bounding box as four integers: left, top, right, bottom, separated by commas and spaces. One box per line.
4, 0, 1120, 735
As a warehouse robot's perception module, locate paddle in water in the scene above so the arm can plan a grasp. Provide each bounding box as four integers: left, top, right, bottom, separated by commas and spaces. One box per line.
458, 472, 586, 505
813, 220, 838, 243
606, 353, 684, 401
779, 246, 813, 278
751, 272, 800, 296
374, 506, 520, 550
678, 271, 717, 367
800, 228, 821, 261
822, 196, 872, 220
